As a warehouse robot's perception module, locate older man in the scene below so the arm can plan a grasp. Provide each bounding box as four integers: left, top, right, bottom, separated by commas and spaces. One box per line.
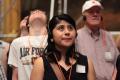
76, 0, 119, 80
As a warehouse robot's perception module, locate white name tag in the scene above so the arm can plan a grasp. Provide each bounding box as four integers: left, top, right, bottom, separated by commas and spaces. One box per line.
104, 51, 113, 61
76, 65, 86, 73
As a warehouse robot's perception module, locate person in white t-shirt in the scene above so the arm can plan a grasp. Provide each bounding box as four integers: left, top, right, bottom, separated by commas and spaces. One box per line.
8, 9, 48, 80
0, 40, 9, 80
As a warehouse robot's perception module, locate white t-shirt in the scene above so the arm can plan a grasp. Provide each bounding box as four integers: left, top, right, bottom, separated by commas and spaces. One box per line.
8, 35, 47, 80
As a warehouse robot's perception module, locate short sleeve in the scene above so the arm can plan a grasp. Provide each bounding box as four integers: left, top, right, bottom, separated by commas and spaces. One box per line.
8, 40, 18, 67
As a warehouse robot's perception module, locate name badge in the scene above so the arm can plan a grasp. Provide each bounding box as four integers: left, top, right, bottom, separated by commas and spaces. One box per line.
76, 64, 86, 73
104, 51, 113, 62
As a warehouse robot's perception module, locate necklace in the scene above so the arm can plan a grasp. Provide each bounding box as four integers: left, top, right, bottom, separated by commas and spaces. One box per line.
54, 54, 73, 80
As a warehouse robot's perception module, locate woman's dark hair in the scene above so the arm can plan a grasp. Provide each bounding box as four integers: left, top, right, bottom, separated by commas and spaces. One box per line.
45, 14, 77, 65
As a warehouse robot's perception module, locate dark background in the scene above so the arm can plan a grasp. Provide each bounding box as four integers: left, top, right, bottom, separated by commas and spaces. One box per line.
21, 0, 120, 31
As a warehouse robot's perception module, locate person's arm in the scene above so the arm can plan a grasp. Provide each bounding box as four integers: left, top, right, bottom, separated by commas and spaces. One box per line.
2, 44, 9, 75
12, 67, 18, 80
87, 58, 95, 80
112, 55, 120, 80
112, 68, 117, 80
30, 57, 44, 80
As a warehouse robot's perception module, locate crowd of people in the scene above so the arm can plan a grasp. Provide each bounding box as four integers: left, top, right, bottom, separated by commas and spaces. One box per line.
0, 0, 120, 80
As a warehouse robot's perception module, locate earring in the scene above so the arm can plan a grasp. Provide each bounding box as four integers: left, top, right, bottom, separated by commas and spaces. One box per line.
27, 24, 31, 27
50, 39, 53, 42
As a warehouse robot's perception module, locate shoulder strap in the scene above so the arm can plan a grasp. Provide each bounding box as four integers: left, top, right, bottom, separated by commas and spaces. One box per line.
50, 63, 65, 80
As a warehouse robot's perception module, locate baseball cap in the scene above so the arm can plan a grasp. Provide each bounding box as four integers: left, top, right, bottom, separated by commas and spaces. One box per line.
82, 0, 103, 13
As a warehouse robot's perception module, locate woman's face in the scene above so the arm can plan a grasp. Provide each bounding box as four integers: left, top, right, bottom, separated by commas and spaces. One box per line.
52, 20, 76, 49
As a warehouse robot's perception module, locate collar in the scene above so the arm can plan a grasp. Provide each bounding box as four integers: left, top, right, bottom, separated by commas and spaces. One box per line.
83, 25, 101, 41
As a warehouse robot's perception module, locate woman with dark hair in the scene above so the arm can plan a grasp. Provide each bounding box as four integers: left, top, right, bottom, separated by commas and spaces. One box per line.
30, 14, 95, 80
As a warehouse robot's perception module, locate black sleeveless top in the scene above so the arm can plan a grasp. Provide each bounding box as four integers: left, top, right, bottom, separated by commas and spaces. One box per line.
116, 55, 120, 80
43, 54, 88, 80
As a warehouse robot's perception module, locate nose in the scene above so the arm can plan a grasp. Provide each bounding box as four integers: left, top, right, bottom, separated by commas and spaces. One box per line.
64, 28, 70, 36
93, 10, 100, 15
94, 12, 97, 15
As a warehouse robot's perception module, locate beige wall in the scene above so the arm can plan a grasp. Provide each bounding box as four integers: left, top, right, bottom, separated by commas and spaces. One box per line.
0, 0, 21, 42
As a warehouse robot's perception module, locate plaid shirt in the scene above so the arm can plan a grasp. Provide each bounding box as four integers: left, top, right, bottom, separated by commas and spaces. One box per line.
0, 64, 7, 80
